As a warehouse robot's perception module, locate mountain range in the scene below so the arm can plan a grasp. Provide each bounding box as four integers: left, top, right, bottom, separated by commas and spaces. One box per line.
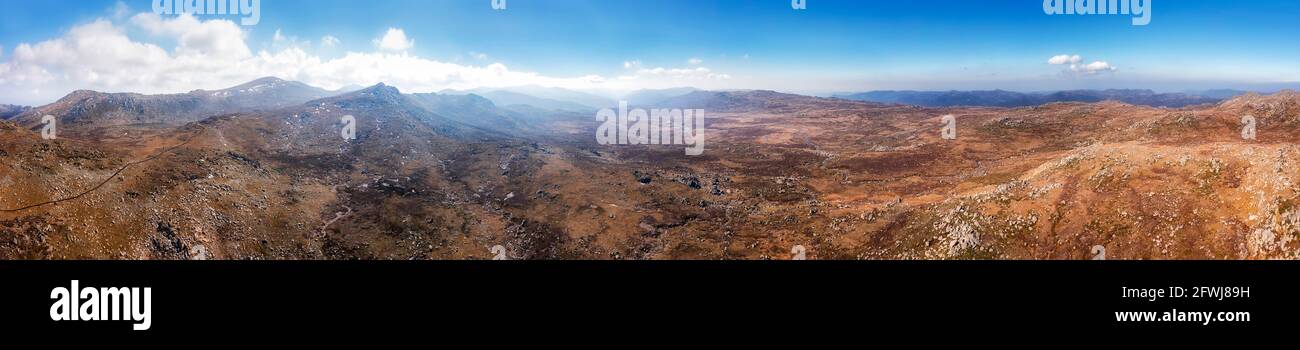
834, 89, 1238, 108
0, 104, 30, 120
7, 77, 335, 139
4, 77, 1300, 260
440, 88, 599, 112
438, 86, 701, 111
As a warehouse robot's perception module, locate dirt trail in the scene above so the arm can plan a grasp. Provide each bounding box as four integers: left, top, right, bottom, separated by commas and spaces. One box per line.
0, 127, 205, 213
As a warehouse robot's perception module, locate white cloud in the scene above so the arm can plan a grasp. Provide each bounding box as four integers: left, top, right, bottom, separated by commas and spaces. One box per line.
470, 52, 489, 60
111, 1, 130, 19
266, 29, 314, 50
617, 60, 731, 83
1048, 54, 1116, 76
0, 14, 735, 105
6, 19, 175, 92
131, 13, 250, 60
320, 36, 340, 48
1075, 61, 1117, 74
1047, 54, 1082, 65
621, 66, 731, 81
374, 28, 414, 52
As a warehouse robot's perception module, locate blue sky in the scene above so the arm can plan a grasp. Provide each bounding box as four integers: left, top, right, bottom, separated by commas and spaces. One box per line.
1, 0, 1298, 105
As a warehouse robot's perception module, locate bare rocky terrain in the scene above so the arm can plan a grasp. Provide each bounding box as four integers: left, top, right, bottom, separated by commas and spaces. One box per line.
2, 79, 1298, 260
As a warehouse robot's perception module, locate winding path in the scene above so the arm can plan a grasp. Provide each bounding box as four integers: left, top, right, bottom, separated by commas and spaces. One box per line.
1, 128, 204, 213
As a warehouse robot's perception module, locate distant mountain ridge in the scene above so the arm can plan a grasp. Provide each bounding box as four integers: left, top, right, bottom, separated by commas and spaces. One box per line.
0, 104, 30, 120
192, 77, 335, 109
834, 89, 1234, 108
442, 86, 616, 111
620, 87, 699, 107
441, 88, 597, 112
278, 82, 499, 143
11, 77, 337, 132
655, 89, 854, 112
17, 75, 1289, 141
441, 86, 700, 111
408, 91, 537, 133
